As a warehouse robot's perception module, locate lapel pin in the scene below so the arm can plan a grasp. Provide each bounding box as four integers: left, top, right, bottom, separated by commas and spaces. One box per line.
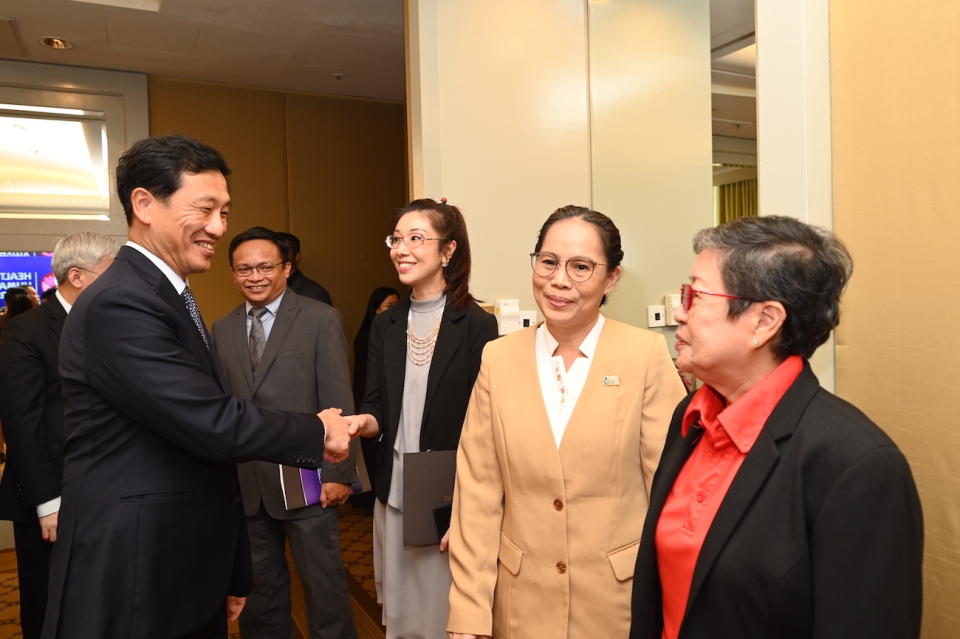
602, 375, 620, 386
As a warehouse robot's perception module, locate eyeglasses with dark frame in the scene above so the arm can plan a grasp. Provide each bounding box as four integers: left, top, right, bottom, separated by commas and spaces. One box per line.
384, 233, 449, 250
530, 252, 607, 283
680, 283, 755, 311
232, 261, 286, 277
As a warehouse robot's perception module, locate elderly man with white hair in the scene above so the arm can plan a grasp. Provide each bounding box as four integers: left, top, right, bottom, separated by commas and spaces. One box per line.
0, 231, 118, 639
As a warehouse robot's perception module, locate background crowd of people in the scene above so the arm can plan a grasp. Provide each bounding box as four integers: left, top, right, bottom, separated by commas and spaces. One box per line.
0, 134, 923, 639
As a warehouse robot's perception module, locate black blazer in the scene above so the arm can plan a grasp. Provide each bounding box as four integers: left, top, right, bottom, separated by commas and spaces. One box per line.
43, 246, 328, 639
0, 297, 67, 523
360, 296, 498, 504
630, 364, 923, 639
288, 270, 333, 306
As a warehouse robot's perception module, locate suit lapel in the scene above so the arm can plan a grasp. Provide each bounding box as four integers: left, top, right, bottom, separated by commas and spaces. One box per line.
382, 300, 409, 440
558, 320, 618, 457
47, 296, 67, 340
229, 305, 255, 392
118, 246, 223, 387
251, 291, 299, 394
684, 366, 822, 617
422, 304, 465, 424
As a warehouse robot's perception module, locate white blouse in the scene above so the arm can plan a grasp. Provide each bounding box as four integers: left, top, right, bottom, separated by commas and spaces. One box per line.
535, 314, 605, 447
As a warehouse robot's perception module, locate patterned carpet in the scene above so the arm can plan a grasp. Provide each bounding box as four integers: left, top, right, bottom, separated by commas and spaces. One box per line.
0, 503, 382, 639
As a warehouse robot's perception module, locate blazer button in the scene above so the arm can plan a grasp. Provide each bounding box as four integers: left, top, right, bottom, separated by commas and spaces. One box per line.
556, 561, 567, 574
553, 498, 563, 511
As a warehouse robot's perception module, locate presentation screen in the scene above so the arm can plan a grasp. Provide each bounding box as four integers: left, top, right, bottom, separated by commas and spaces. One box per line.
0, 251, 55, 307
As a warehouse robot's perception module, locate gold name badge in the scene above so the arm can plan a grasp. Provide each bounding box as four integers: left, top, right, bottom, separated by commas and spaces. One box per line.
602, 375, 620, 386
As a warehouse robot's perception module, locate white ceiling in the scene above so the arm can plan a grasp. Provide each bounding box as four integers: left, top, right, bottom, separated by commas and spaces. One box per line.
709, 0, 756, 142
0, 0, 405, 101
1, 0, 753, 135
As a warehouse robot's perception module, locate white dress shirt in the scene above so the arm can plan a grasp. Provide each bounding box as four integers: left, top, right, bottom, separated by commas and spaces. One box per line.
125, 240, 187, 294
244, 290, 285, 342
535, 314, 606, 448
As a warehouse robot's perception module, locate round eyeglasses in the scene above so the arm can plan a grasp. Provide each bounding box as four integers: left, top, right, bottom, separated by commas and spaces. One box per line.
530, 252, 606, 283
385, 233, 449, 250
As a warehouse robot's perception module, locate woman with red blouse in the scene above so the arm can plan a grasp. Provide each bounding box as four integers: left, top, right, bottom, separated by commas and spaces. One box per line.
630, 216, 923, 639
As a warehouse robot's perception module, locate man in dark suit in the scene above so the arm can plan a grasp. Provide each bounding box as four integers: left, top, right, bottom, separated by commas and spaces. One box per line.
42, 135, 354, 639
0, 231, 118, 639
212, 226, 356, 639
275, 231, 333, 306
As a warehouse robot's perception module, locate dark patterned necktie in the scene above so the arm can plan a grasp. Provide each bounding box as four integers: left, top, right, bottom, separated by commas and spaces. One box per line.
180, 286, 209, 350
248, 306, 268, 370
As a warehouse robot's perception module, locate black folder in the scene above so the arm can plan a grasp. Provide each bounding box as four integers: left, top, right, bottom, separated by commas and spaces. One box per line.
402, 449, 457, 546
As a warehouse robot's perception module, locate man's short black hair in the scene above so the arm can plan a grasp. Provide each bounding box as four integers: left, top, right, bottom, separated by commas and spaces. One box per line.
116, 135, 231, 225
274, 232, 301, 257
228, 227, 290, 266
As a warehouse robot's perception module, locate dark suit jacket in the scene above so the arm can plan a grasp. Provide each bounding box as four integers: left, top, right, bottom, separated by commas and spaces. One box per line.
359, 297, 498, 504
212, 289, 356, 521
0, 298, 67, 523
43, 246, 328, 639
630, 364, 923, 639
288, 270, 332, 306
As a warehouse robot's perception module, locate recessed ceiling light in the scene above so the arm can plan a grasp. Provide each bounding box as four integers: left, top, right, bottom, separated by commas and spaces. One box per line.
68, 0, 161, 11
39, 36, 73, 50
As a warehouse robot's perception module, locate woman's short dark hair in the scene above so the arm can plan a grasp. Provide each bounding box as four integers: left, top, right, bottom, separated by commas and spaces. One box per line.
396, 198, 476, 308
3, 293, 33, 319
228, 226, 289, 265
693, 215, 854, 360
533, 205, 624, 306
117, 134, 231, 225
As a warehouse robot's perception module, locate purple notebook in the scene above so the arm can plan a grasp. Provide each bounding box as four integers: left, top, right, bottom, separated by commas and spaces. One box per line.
280, 465, 322, 510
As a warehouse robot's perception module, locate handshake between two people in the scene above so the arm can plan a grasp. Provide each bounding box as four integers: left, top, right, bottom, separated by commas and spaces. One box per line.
317, 408, 382, 463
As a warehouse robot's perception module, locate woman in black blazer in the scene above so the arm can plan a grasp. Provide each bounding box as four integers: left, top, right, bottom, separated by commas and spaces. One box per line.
347, 198, 498, 639
630, 216, 923, 639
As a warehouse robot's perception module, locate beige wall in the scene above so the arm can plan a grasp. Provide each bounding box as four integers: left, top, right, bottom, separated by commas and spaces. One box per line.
588, 0, 713, 332
830, 3, 959, 637
406, 0, 712, 332
406, 0, 592, 313
149, 78, 405, 351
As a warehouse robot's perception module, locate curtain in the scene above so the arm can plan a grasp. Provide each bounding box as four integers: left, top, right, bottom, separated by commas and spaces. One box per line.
717, 178, 758, 224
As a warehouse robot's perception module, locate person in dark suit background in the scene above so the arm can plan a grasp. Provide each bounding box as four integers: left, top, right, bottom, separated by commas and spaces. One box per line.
629, 216, 923, 639
42, 134, 355, 639
352, 286, 400, 408
212, 226, 357, 639
0, 231, 118, 639
0, 287, 35, 335
276, 231, 333, 306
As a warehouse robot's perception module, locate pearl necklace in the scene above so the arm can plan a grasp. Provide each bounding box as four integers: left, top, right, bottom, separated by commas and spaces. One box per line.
407, 314, 442, 366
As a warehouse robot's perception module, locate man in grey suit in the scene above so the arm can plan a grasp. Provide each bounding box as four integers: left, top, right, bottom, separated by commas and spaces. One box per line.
212, 226, 357, 639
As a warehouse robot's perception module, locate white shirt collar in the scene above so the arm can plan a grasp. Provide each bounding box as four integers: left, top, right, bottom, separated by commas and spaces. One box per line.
55, 289, 72, 314
125, 241, 187, 294
245, 289, 286, 317
539, 313, 606, 359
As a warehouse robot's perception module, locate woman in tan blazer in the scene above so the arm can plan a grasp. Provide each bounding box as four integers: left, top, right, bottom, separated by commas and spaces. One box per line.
447, 206, 687, 639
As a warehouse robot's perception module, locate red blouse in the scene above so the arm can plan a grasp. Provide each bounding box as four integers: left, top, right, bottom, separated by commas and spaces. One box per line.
655, 355, 803, 639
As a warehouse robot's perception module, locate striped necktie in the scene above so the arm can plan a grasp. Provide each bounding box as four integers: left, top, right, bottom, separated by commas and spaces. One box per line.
248, 306, 269, 370
180, 286, 209, 350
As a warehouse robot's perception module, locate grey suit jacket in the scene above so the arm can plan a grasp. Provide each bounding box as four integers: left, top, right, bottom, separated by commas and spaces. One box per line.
212, 289, 356, 520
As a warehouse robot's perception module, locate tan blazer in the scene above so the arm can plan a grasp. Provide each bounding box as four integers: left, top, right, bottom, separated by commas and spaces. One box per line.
448, 319, 687, 639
